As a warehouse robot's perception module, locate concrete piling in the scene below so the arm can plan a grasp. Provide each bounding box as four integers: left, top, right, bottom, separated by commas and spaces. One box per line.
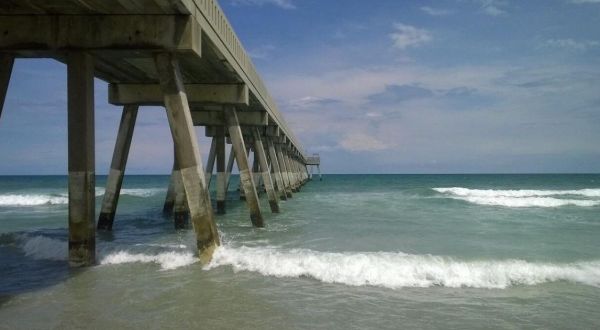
215, 126, 226, 214
97, 104, 139, 230
253, 128, 279, 213
155, 52, 219, 263
267, 139, 287, 201
67, 52, 96, 267
205, 137, 217, 188
0, 55, 14, 118
225, 145, 235, 194
275, 143, 293, 198
224, 105, 264, 227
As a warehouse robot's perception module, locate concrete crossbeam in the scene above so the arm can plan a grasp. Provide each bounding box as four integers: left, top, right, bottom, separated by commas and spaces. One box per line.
0, 15, 201, 55
109, 84, 249, 106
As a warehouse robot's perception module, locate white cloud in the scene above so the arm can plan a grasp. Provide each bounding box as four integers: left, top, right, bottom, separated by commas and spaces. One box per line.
390, 23, 432, 50
420, 6, 454, 16
476, 0, 507, 16
544, 38, 599, 51
339, 133, 390, 152
231, 0, 295, 9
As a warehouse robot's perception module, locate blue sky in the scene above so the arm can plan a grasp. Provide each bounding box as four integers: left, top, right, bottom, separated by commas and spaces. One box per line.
1, 0, 599, 174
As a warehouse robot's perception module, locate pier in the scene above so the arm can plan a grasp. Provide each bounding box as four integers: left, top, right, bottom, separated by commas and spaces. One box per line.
0, 0, 315, 266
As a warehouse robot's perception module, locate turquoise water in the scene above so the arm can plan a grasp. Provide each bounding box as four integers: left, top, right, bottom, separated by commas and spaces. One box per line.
1, 174, 599, 329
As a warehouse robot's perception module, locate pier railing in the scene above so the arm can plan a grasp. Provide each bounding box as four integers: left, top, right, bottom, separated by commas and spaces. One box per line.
191, 0, 305, 160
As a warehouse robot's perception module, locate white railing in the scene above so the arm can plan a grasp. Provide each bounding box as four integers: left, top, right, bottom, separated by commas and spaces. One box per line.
192, 0, 305, 158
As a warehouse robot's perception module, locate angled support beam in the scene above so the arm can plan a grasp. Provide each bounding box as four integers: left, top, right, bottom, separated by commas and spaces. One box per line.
224, 105, 264, 227
205, 137, 217, 188
215, 127, 227, 214
275, 143, 293, 198
0, 16, 201, 55
155, 52, 219, 263
110, 84, 249, 106
267, 138, 287, 201
67, 52, 95, 267
224, 145, 235, 193
252, 146, 262, 194
253, 129, 279, 213
0, 54, 14, 118
97, 104, 139, 230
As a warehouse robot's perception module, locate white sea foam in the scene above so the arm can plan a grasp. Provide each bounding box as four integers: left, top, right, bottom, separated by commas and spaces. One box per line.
206, 245, 600, 289
433, 187, 600, 208
16, 234, 195, 270
95, 187, 165, 197
100, 251, 197, 270
0, 194, 68, 206
433, 187, 600, 198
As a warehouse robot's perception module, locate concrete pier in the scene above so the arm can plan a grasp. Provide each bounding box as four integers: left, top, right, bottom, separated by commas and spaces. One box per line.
67, 52, 96, 267
225, 106, 264, 227
97, 105, 138, 230
155, 52, 219, 262
1, 0, 320, 266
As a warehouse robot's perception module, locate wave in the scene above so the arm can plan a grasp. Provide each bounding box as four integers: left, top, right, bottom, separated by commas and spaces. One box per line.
206, 246, 600, 289
95, 188, 165, 198
433, 187, 600, 208
100, 251, 196, 270
433, 187, 600, 198
0, 194, 68, 206
12, 235, 600, 288
14, 234, 196, 270
0, 188, 165, 207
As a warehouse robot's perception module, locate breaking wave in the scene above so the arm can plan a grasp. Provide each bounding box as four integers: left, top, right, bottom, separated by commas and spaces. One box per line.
206, 245, 600, 289
0, 188, 164, 207
14, 234, 196, 270
11, 234, 600, 288
0, 194, 68, 206
433, 187, 600, 208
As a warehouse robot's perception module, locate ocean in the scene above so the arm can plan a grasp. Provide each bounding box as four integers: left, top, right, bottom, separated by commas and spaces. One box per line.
1, 174, 599, 329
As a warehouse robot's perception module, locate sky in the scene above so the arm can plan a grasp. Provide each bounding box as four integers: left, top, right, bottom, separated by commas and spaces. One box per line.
1, 0, 599, 174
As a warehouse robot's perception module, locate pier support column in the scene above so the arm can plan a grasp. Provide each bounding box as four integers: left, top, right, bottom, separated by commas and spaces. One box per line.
215, 127, 226, 214
225, 145, 235, 193
205, 137, 217, 188
224, 105, 264, 227
275, 144, 293, 198
0, 55, 14, 118
67, 52, 95, 267
253, 128, 279, 213
252, 149, 262, 194
267, 139, 287, 201
155, 53, 219, 263
318, 165, 322, 181
97, 105, 138, 230
284, 152, 298, 193
171, 156, 189, 229
163, 164, 176, 214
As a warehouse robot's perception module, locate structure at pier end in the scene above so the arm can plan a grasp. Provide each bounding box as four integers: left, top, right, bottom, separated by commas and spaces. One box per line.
0, 0, 315, 266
